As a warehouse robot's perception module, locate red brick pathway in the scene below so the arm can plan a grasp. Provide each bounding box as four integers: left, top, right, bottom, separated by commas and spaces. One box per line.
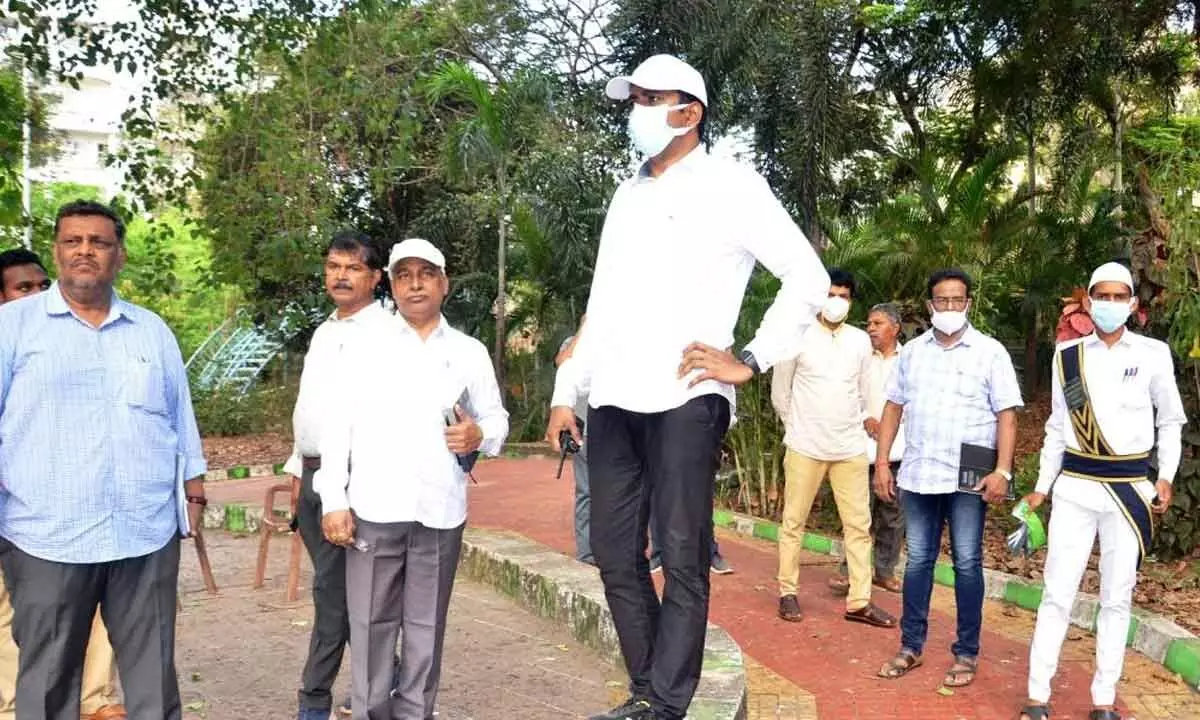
463, 457, 1129, 720
209, 458, 1146, 720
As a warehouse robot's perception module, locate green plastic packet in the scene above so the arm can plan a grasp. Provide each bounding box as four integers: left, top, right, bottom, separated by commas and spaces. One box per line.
1010, 499, 1047, 551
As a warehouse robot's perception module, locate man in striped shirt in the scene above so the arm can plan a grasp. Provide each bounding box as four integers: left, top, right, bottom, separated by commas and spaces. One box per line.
0, 248, 126, 720
0, 201, 207, 720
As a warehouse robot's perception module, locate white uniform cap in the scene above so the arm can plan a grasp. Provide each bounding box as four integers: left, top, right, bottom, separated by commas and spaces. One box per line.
388, 238, 445, 277
1088, 262, 1134, 293
605, 54, 708, 107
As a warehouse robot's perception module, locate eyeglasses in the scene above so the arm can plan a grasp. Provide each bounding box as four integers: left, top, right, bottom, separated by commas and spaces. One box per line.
930, 296, 969, 311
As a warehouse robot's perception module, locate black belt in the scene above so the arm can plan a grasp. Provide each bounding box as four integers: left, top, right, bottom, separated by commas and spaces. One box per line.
302, 456, 321, 471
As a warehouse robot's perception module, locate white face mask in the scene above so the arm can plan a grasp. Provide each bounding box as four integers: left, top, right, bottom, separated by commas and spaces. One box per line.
1089, 299, 1133, 333
822, 295, 850, 324
628, 103, 694, 157
930, 309, 968, 335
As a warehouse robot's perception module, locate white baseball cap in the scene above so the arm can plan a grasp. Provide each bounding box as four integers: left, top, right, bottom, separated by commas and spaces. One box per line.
388, 238, 445, 276
1088, 262, 1134, 293
605, 54, 708, 107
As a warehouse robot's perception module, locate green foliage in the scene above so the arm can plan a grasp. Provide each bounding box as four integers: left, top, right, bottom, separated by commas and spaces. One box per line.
0, 61, 58, 230
191, 378, 297, 437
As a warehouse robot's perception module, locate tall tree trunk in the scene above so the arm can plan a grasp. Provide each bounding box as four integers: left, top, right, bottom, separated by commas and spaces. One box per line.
1112, 83, 1124, 219
1024, 312, 1039, 398
1026, 117, 1037, 217
493, 172, 508, 397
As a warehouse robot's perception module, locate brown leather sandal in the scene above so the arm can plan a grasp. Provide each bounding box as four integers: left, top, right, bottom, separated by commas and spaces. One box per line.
943, 655, 978, 687
878, 649, 922, 679
845, 602, 897, 628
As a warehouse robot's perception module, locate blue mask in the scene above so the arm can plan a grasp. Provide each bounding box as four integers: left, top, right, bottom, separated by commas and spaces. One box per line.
1090, 300, 1131, 333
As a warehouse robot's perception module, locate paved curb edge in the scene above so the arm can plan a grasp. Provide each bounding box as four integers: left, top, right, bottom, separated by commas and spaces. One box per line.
199, 503, 749, 719
458, 527, 749, 720
713, 508, 1200, 691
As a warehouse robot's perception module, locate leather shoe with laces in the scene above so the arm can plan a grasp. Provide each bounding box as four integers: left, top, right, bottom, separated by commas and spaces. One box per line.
588, 696, 654, 720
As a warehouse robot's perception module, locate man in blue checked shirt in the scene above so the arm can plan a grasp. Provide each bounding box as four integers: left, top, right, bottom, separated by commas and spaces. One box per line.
872, 268, 1022, 690
0, 200, 207, 720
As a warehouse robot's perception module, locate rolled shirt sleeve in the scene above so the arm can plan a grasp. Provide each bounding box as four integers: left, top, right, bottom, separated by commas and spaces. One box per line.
987, 343, 1025, 413
885, 346, 911, 407
739, 174, 831, 371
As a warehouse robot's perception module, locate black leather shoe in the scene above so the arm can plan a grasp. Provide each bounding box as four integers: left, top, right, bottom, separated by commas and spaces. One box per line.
588, 697, 654, 720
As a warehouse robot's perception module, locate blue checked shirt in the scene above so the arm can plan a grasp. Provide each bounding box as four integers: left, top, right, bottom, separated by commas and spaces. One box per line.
0, 284, 206, 563
885, 326, 1023, 495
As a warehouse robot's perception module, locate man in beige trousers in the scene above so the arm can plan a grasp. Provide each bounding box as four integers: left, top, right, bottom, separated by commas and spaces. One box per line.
771, 268, 896, 629
0, 248, 125, 720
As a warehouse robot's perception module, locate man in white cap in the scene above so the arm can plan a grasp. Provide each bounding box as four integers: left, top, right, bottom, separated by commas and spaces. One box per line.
316, 238, 509, 720
1017, 262, 1186, 720
545, 54, 829, 720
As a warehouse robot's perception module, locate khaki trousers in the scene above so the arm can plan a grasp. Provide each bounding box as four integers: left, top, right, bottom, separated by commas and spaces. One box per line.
777, 450, 873, 611
0, 574, 120, 717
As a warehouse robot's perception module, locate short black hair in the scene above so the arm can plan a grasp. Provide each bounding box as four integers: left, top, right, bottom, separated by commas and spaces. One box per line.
54, 200, 126, 243
0, 248, 47, 279
927, 268, 973, 299
827, 267, 856, 298
325, 229, 383, 271
678, 91, 709, 146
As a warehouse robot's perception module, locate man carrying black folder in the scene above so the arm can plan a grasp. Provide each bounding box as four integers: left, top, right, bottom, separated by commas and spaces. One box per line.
872, 269, 1022, 689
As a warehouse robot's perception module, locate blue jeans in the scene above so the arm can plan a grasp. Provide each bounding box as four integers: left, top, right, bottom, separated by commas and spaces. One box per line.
900, 490, 987, 658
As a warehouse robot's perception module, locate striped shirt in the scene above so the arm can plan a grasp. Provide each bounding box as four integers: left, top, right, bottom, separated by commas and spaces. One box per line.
885, 326, 1023, 494
0, 284, 206, 563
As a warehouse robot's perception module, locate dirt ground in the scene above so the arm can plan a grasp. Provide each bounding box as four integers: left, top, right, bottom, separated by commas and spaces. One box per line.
175, 531, 619, 719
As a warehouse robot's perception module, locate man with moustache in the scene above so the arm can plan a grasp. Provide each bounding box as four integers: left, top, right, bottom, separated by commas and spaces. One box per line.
0, 249, 126, 720
0, 201, 206, 720
545, 55, 829, 720
316, 238, 508, 719
283, 230, 395, 720
772, 269, 895, 628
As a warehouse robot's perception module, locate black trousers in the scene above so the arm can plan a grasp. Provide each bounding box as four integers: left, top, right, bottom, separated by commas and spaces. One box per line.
588, 394, 730, 720
296, 463, 351, 710
0, 536, 181, 720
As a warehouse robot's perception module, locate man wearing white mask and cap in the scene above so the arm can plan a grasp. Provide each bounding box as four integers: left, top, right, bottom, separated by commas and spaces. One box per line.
545, 54, 829, 720
316, 238, 509, 720
1017, 262, 1185, 720
771, 268, 896, 628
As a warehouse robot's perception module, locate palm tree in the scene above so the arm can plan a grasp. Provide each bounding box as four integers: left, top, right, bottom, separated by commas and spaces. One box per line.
427, 62, 553, 391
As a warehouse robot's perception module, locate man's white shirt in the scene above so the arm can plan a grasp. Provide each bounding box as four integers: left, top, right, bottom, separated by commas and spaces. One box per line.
314, 314, 509, 528
865, 344, 905, 464
283, 302, 392, 476
770, 321, 872, 462
552, 147, 830, 415
1036, 331, 1186, 512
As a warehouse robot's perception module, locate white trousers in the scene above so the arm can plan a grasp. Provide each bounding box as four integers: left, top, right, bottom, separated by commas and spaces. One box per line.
1027, 491, 1140, 706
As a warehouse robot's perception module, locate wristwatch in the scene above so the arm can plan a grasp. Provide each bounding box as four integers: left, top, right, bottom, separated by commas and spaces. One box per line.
737, 350, 760, 375
996, 469, 1013, 483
